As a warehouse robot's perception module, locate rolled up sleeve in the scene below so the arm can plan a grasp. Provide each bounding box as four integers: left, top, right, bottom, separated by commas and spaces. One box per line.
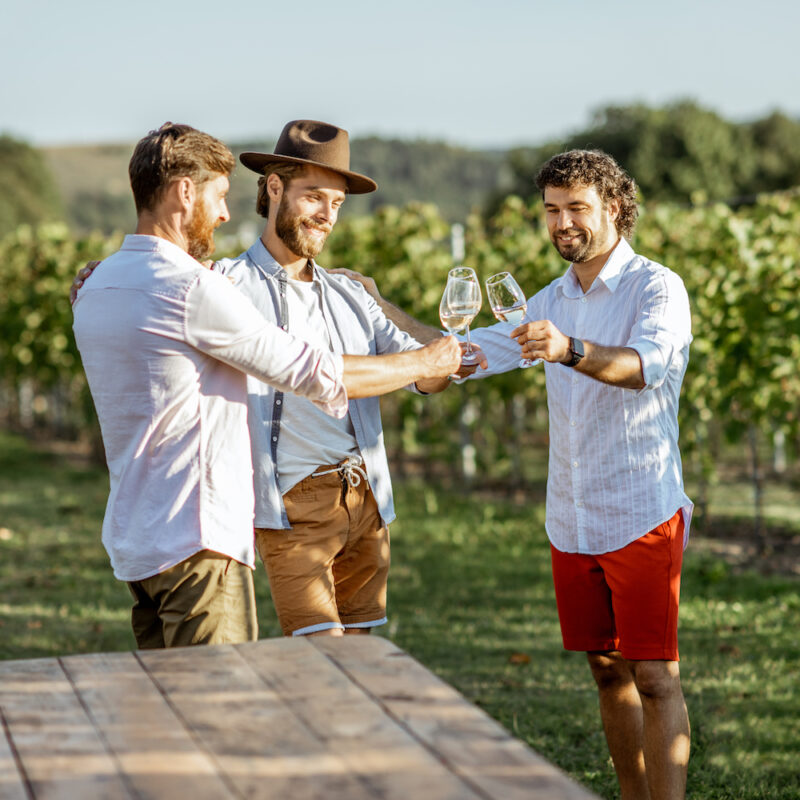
627, 270, 692, 391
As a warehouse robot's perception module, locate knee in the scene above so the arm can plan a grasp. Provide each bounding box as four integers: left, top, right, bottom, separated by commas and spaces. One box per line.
631, 660, 682, 700
587, 651, 632, 690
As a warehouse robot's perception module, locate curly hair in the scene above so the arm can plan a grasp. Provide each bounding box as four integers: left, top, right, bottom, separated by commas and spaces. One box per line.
128, 123, 234, 214
535, 150, 639, 238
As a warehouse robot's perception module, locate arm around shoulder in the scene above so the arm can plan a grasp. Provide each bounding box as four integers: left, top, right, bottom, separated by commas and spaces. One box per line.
329, 266, 442, 344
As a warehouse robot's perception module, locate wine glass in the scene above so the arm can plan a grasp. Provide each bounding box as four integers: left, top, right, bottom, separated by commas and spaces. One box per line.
485, 271, 539, 368
439, 266, 482, 366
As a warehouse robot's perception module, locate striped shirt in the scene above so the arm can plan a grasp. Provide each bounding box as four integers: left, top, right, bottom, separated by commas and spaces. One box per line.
468, 238, 693, 554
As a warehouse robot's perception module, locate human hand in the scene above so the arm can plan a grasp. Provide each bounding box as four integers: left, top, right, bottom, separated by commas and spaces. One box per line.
418, 335, 463, 379
454, 342, 488, 376
69, 260, 101, 305
328, 267, 381, 301
511, 319, 571, 364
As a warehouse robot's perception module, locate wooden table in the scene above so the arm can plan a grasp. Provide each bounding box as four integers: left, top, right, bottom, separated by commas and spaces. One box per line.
0, 636, 598, 799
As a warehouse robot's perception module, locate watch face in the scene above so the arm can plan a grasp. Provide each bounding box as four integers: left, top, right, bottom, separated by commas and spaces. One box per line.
573, 338, 585, 358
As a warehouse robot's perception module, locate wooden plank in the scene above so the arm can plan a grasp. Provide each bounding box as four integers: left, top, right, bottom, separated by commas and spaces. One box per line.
314, 636, 600, 800
237, 637, 484, 800
60, 650, 232, 799
137, 643, 375, 800
0, 709, 28, 800
0, 657, 131, 800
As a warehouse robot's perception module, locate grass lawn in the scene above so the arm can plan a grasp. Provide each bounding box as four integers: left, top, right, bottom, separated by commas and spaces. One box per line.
1, 430, 798, 799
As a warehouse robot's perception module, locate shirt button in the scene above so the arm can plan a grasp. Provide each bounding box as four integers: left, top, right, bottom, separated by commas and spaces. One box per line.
272, 436, 278, 442
572, 460, 579, 468
570, 420, 577, 427
572, 376, 579, 384
576, 500, 584, 508
276, 399, 282, 405
581, 297, 587, 304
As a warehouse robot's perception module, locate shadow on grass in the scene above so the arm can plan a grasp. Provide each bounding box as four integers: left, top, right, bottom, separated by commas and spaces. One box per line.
3, 434, 799, 800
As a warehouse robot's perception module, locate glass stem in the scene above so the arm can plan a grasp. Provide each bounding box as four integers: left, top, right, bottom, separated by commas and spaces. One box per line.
465, 324, 473, 353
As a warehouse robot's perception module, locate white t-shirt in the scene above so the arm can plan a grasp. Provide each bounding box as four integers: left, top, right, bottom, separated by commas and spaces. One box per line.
277, 275, 359, 494
72, 235, 347, 581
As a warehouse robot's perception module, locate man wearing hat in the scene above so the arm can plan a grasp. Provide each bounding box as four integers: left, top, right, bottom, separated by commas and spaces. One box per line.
213, 119, 477, 638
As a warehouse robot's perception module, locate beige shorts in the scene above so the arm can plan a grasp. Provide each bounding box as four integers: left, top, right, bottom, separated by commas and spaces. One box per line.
128, 550, 257, 649
256, 466, 390, 636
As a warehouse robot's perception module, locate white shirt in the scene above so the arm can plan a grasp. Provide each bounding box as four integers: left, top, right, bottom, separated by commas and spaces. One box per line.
72, 235, 347, 581
468, 239, 693, 554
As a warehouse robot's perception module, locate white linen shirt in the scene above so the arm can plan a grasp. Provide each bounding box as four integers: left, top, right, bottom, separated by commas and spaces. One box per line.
467, 239, 693, 554
72, 235, 347, 581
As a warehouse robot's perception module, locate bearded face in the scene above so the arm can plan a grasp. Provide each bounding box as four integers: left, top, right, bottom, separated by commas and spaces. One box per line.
274, 193, 332, 260
551, 211, 614, 264
186, 195, 217, 262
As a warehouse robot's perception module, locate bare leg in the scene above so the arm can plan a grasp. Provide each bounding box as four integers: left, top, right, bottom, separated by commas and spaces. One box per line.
630, 660, 690, 800
307, 627, 344, 637
587, 651, 650, 800
306, 626, 369, 637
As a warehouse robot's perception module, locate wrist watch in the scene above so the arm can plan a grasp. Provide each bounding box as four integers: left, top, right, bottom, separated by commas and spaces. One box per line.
565, 337, 585, 367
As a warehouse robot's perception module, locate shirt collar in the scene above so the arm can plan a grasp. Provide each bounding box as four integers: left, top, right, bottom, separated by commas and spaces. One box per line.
558, 238, 636, 298
121, 234, 199, 269
244, 237, 322, 283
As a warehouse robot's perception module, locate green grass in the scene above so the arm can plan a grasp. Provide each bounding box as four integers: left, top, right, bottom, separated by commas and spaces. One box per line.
1, 430, 798, 799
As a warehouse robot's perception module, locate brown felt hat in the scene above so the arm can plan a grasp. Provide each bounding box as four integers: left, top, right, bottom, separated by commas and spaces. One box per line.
239, 119, 377, 194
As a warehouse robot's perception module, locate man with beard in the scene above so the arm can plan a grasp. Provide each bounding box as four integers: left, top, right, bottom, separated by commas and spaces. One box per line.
340, 150, 693, 800
72, 123, 461, 649
210, 119, 482, 639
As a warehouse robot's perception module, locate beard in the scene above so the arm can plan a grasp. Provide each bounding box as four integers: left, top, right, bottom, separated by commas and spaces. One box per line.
551, 215, 613, 263
552, 229, 592, 263
274, 195, 331, 260
186, 198, 217, 262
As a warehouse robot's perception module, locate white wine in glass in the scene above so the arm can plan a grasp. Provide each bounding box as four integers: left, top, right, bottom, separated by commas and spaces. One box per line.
485, 271, 539, 368
439, 266, 482, 366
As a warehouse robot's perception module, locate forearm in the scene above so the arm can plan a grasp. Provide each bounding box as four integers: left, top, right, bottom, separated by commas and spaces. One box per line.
574, 343, 645, 390
328, 266, 443, 343
342, 351, 437, 398
374, 296, 442, 344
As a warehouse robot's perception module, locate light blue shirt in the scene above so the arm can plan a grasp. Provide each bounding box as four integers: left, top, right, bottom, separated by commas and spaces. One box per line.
215, 239, 423, 529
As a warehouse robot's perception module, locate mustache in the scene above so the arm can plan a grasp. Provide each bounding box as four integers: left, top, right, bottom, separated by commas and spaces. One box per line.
300, 217, 332, 234
555, 229, 586, 237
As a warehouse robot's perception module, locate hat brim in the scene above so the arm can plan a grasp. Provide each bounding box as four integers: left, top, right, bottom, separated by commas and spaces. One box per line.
239, 152, 377, 195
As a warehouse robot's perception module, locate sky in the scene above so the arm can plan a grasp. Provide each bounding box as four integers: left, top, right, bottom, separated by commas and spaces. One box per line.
2, 0, 798, 150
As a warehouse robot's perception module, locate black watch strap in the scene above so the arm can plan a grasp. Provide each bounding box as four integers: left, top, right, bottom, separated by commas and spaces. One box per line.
566, 337, 584, 367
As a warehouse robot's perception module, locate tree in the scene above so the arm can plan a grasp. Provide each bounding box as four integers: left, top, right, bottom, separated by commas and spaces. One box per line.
499, 101, 766, 206
747, 111, 800, 194
0, 135, 63, 238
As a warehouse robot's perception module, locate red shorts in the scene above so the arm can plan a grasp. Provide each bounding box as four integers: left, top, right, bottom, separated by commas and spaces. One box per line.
550, 510, 685, 661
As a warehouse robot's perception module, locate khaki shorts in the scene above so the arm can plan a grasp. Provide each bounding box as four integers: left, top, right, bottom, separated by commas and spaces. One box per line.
256, 466, 390, 636
128, 550, 257, 649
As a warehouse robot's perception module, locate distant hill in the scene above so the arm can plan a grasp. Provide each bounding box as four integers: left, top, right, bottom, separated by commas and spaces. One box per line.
43, 137, 510, 238
35, 103, 800, 241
